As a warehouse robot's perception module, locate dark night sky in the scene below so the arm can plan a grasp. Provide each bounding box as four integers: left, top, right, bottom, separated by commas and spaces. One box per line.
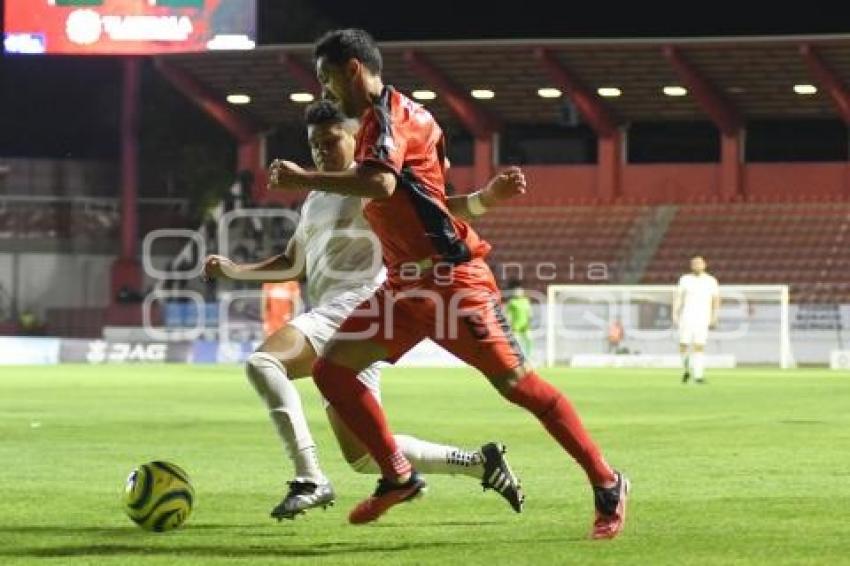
1, 1, 848, 164
269, 1, 850, 42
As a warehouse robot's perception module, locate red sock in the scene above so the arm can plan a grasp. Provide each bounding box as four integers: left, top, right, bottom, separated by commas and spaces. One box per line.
505, 371, 615, 486
313, 357, 411, 479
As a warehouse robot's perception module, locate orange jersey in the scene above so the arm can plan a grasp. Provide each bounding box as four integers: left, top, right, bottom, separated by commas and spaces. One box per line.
355, 87, 491, 285
262, 281, 300, 337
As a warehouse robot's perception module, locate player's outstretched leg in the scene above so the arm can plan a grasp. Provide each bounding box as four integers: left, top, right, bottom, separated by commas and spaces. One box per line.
327, 407, 524, 513
313, 351, 426, 524
692, 345, 707, 384
492, 367, 629, 539
245, 327, 335, 520
680, 344, 691, 383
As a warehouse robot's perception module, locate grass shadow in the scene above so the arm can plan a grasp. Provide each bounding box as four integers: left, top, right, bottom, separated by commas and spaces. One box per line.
3, 540, 467, 559
0, 524, 259, 536
1, 535, 586, 559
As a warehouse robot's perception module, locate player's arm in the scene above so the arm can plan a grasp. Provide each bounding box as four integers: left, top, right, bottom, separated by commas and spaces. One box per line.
268, 160, 396, 199
672, 282, 684, 326
203, 236, 305, 282
710, 284, 720, 328
446, 167, 527, 220
270, 111, 409, 199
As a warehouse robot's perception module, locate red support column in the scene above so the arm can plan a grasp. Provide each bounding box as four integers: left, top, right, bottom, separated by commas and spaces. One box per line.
110, 57, 142, 302
155, 58, 267, 199
237, 136, 265, 200
403, 50, 500, 190
403, 50, 500, 138
598, 131, 623, 202
535, 48, 621, 202
155, 59, 263, 141
663, 45, 745, 202
279, 53, 321, 95
800, 44, 850, 125
721, 132, 744, 201
534, 49, 618, 136
662, 46, 742, 135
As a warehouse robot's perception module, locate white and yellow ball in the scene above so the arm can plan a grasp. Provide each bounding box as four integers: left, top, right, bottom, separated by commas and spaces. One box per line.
124, 461, 194, 532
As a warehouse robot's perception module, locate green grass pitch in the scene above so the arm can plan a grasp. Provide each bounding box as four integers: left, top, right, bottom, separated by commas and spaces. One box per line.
1, 364, 849, 565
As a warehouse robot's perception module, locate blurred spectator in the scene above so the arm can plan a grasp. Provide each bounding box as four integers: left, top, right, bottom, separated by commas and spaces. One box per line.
116, 285, 143, 304
18, 310, 46, 336
224, 169, 254, 213
504, 278, 532, 357
608, 319, 625, 353
262, 281, 301, 338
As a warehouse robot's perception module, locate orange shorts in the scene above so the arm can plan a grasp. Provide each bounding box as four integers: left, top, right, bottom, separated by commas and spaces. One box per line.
335, 259, 526, 376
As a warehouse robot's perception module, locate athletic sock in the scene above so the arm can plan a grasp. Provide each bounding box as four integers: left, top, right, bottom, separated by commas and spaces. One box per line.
504, 371, 615, 486
395, 435, 483, 478
313, 357, 411, 479
350, 435, 483, 478
245, 352, 326, 483
692, 352, 705, 380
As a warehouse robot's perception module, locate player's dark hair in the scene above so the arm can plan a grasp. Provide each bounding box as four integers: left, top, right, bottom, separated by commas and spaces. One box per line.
314, 28, 382, 74
304, 100, 347, 126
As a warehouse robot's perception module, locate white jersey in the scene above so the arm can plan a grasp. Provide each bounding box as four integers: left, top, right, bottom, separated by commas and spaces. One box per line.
677, 273, 719, 324
292, 190, 385, 307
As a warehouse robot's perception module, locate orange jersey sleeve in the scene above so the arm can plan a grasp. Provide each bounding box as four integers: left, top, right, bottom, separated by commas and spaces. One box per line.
355, 87, 491, 281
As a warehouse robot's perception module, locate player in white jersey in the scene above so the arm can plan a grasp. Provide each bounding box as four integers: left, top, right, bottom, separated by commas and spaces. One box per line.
672, 256, 720, 384
203, 101, 527, 519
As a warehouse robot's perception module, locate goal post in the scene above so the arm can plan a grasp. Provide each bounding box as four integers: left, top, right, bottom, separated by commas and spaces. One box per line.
545, 284, 793, 369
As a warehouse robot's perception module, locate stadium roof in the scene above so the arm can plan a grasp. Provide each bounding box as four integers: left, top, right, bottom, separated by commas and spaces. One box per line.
157, 34, 850, 132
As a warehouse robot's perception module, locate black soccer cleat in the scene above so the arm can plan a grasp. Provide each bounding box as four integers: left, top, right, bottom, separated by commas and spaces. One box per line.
480, 442, 524, 513
591, 470, 630, 539
270, 479, 335, 521
682, 371, 690, 384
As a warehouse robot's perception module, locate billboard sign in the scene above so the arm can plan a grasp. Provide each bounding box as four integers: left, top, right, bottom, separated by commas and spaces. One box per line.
4, 0, 256, 55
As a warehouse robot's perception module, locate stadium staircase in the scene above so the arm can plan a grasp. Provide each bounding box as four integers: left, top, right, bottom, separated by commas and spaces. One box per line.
617, 205, 678, 284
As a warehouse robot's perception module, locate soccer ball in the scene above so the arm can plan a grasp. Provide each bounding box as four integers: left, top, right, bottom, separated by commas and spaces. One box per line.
123, 461, 194, 532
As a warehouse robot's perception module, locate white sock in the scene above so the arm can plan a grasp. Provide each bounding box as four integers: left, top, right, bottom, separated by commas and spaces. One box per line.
681, 351, 690, 372
351, 434, 483, 479
692, 351, 705, 380
245, 352, 325, 483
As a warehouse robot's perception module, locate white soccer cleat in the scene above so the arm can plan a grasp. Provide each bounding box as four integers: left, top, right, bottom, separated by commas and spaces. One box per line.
270, 479, 335, 520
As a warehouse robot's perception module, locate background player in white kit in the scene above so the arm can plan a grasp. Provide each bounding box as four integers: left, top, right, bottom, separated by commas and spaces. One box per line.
204, 100, 527, 519
672, 256, 720, 384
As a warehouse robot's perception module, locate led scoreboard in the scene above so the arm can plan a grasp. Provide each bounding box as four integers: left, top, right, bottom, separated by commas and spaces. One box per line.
4, 0, 256, 54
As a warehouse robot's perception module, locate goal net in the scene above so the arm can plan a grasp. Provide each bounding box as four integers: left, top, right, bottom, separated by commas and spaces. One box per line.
545, 284, 792, 368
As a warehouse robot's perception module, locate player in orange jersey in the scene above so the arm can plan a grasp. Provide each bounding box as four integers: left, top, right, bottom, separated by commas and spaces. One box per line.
261, 280, 301, 337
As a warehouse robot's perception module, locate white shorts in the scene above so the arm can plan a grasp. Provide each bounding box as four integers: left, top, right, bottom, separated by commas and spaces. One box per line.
679, 321, 709, 346
288, 288, 381, 406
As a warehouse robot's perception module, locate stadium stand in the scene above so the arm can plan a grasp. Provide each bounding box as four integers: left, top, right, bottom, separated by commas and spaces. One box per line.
0, 196, 191, 244
643, 202, 850, 303
473, 201, 850, 304
474, 206, 646, 293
